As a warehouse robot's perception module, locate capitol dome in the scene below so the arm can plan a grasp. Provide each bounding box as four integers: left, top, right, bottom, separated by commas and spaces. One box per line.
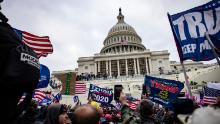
100, 8, 146, 54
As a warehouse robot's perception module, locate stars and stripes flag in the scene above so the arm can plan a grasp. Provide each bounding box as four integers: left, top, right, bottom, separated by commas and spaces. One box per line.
75, 81, 86, 94
126, 96, 140, 110
32, 89, 47, 102
203, 87, 220, 105
14, 29, 53, 58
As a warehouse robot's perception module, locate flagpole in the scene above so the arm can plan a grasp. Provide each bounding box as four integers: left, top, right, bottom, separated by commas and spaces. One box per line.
181, 61, 193, 99
205, 32, 220, 66
167, 13, 192, 99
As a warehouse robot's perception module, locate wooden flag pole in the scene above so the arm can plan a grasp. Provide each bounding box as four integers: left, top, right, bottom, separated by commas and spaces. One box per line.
167, 13, 193, 98
181, 61, 193, 99
205, 32, 220, 66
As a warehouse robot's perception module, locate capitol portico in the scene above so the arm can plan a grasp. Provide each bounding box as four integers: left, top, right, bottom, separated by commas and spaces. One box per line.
77, 9, 171, 77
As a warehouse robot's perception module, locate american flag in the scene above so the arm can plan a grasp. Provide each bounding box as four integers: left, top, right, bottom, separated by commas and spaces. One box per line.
14, 29, 53, 58
203, 87, 220, 105
32, 89, 47, 102
75, 81, 86, 94
127, 96, 140, 110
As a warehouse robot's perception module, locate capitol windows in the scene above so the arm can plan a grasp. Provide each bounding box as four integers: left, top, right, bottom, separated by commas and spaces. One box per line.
85, 66, 88, 69
159, 60, 162, 64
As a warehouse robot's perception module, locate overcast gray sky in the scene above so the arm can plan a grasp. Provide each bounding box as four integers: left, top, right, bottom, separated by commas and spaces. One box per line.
1, 0, 211, 71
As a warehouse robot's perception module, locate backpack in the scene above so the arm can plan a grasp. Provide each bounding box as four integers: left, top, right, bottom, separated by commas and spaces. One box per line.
0, 22, 40, 93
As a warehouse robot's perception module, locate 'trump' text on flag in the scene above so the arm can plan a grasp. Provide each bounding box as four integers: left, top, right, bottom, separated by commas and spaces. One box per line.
168, 1, 220, 61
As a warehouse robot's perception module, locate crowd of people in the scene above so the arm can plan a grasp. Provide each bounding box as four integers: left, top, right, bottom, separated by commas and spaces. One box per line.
11, 92, 220, 124
76, 73, 137, 81
1, 0, 220, 123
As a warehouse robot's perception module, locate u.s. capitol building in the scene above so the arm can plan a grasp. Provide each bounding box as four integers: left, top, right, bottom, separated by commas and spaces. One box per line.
77, 9, 171, 77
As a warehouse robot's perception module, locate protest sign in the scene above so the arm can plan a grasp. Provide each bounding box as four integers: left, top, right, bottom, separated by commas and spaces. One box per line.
89, 84, 113, 104
144, 75, 184, 107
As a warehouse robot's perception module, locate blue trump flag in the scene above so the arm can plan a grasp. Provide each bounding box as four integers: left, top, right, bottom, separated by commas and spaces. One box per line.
168, 1, 220, 61
73, 96, 79, 103
144, 75, 184, 108
89, 84, 113, 104
37, 64, 50, 88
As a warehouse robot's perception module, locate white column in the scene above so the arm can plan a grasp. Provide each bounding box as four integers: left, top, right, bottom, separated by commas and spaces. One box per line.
94, 61, 97, 75
98, 61, 100, 73
148, 58, 152, 74
125, 59, 128, 76
145, 58, 149, 74
120, 46, 122, 53
133, 58, 137, 75
106, 60, 108, 75
109, 60, 112, 77
117, 59, 120, 77
137, 58, 140, 75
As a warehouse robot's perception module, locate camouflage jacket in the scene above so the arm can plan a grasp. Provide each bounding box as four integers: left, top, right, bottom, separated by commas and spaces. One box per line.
121, 105, 155, 124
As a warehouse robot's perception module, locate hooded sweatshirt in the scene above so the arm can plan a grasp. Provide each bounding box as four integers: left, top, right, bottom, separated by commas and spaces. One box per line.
44, 104, 62, 124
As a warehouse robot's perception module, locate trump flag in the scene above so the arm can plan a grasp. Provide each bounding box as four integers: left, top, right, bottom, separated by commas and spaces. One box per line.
144, 75, 184, 107
168, 1, 220, 61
